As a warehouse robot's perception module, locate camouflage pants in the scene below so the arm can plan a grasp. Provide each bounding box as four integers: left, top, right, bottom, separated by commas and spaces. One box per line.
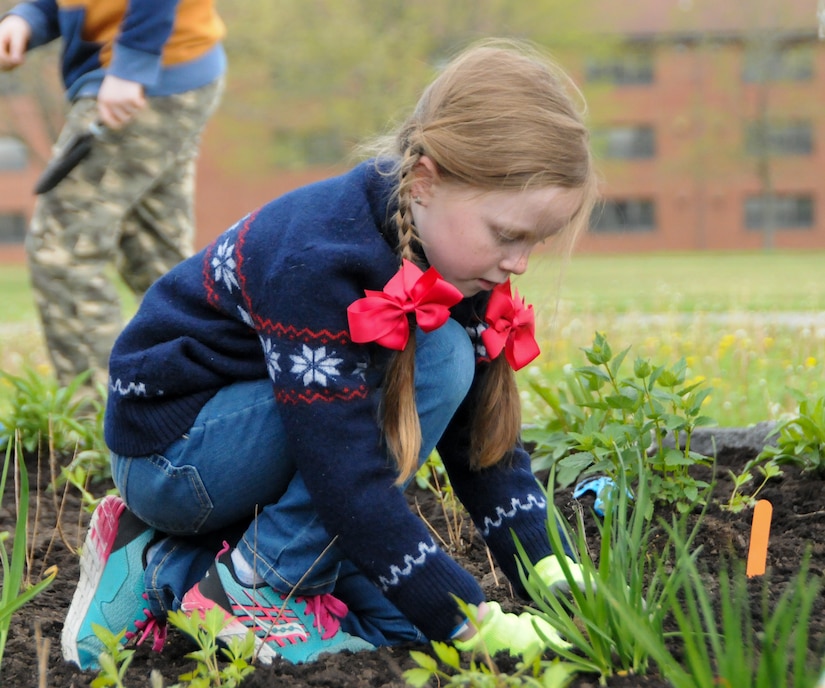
26, 77, 224, 389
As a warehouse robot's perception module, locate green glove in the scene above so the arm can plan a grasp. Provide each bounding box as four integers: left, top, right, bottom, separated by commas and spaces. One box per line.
530, 555, 586, 594
453, 601, 567, 657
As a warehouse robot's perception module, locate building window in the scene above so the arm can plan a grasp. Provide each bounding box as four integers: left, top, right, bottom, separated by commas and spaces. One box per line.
743, 43, 813, 82
0, 213, 26, 244
591, 199, 656, 233
586, 47, 654, 85
744, 121, 813, 156
0, 136, 28, 170
744, 195, 814, 229
592, 125, 655, 159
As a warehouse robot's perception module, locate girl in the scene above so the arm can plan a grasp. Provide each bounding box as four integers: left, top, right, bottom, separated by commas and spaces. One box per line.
62, 38, 598, 669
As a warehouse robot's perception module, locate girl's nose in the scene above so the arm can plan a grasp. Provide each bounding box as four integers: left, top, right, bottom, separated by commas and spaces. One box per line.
500, 247, 530, 275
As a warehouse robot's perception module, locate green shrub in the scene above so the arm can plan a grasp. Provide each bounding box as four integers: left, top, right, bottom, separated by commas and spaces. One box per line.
757, 390, 825, 477
525, 332, 715, 513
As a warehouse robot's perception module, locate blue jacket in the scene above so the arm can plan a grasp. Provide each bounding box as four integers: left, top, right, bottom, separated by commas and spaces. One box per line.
10, 0, 225, 99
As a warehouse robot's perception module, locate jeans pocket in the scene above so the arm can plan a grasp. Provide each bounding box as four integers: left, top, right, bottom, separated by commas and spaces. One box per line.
113, 452, 213, 534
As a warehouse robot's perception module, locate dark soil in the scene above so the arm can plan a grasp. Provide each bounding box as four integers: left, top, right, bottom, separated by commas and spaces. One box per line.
3, 439, 824, 688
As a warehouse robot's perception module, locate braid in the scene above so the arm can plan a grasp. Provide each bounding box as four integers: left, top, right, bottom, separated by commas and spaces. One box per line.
383, 140, 425, 485
394, 145, 423, 263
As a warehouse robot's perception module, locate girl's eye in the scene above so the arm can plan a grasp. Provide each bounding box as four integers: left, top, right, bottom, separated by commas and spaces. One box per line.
496, 231, 520, 244
497, 232, 536, 248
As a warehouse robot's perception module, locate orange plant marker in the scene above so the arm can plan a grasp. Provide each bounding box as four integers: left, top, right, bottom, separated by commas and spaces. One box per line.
746, 499, 773, 577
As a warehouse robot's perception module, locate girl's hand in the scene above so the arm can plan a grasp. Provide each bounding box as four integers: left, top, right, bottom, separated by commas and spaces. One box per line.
97, 74, 147, 129
0, 15, 31, 70
452, 601, 490, 642
453, 601, 567, 657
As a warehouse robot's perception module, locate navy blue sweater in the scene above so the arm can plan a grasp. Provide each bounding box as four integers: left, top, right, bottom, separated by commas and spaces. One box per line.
105, 161, 554, 641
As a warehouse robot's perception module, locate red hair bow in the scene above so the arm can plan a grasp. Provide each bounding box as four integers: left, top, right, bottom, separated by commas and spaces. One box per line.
481, 280, 540, 370
347, 260, 463, 351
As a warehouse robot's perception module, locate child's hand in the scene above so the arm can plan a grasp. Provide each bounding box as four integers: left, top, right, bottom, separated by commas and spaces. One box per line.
453, 601, 567, 657
97, 74, 147, 129
530, 554, 587, 594
0, 15, 31, 70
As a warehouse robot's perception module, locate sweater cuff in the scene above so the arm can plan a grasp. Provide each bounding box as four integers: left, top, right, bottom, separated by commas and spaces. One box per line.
483, 506, 554, 598
9, 5, 54, 49
381, 551, 485, 641
109, 42, 163, 86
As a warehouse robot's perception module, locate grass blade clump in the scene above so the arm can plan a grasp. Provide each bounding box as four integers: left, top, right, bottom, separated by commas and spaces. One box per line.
516, 459, 695, 685
0, 439, 58, 669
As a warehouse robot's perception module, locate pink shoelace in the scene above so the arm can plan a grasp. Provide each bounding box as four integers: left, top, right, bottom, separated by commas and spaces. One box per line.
298, 593, 349, 640
125, 594, 168, 653
216, 540, 349, 642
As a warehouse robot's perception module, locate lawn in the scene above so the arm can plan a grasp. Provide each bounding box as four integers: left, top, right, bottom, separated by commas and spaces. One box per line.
1, 250, 824, 427
514, 250, 825, 428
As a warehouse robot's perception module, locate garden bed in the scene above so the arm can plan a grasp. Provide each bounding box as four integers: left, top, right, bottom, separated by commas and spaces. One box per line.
3, 434, 824, 688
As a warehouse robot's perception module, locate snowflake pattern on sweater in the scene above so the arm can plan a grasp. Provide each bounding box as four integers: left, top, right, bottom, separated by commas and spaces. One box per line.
202, 218, 370, 407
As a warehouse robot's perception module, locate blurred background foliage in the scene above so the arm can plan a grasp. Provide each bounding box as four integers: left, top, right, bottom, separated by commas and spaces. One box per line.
0, 0, 610, 171
0, 0, 814, 175
214, 0, 611, 170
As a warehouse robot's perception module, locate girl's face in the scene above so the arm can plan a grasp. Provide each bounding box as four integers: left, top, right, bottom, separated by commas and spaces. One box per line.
410, 157, 584, 297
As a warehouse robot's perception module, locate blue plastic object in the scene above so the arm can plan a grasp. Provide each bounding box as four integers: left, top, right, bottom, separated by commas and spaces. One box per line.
572, 476, 632, 516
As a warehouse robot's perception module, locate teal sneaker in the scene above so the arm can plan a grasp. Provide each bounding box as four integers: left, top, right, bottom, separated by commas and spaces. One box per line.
61, 495, 165, 670
180, 551, 375, 664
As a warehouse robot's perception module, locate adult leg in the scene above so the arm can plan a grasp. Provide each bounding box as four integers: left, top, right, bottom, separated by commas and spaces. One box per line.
26, 98, 125, 388
117, 77, 224, 295
26, 79, 223, 388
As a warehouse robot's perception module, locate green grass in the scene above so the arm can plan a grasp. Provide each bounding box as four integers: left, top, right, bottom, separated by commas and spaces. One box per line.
516, 250, 825, 315
0, 265, 135, 376
0, 266, 37, 325
513, 250, 825, 428
2, 251, 824, 427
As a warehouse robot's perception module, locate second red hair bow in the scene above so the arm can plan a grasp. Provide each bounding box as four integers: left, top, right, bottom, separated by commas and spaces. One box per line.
481, 280, 540, 370
347, 259, 463, 351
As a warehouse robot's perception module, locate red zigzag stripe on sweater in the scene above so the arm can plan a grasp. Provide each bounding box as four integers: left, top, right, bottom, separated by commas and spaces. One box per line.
275, 387, 369, 405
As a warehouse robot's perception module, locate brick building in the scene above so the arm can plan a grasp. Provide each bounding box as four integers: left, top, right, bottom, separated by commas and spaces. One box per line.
576, 0, 825, 253
1, 0, 823, 262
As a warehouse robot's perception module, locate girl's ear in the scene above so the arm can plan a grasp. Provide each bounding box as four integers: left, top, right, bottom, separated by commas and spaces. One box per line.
410, 155, 440, 205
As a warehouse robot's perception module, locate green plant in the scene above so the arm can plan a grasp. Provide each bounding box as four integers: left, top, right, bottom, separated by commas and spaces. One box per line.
413, 451, 470, 554
619, 522, 825, 688
722, 454, 783, 513
525, 332, 715, 513
0, 366, 112, 507
0, 366, 91, 453
403, 638, 577, 687
166, 606, 255, 688
757, 390, 825, 476
0, 440, 58, 670
516, 459, 699, 686
91, 607, 255, 688
90, 625, 135, 688
56, 386, 113, 507
672, 556, 822, 688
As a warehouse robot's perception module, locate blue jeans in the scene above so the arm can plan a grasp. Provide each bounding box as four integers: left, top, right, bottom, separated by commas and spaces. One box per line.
111, 318, 475, 646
